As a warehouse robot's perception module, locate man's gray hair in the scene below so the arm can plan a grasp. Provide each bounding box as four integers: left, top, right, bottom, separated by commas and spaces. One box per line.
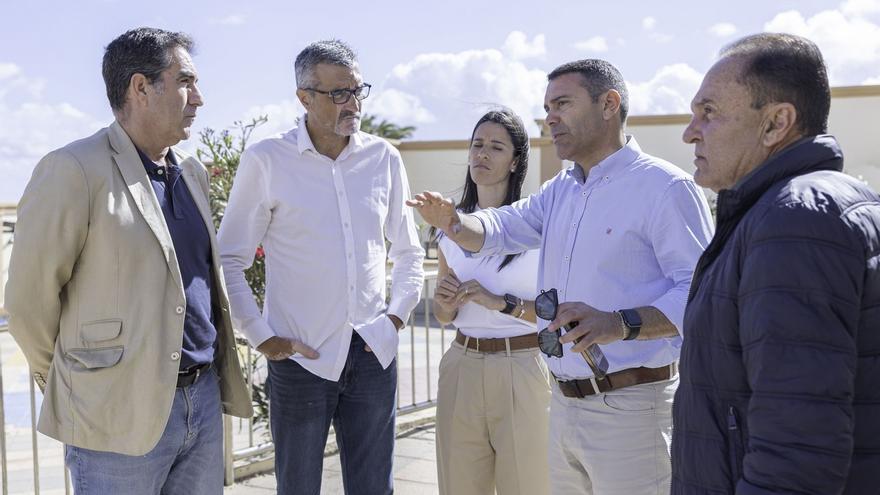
294, 40, 358, 88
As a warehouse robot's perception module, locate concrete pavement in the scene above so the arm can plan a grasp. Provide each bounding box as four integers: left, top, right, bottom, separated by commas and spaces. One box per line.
224, 423, 439, 495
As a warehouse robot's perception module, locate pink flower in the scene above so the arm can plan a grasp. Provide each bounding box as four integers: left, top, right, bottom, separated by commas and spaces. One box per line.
255, 246, 265, 259
211, 167, 222, 177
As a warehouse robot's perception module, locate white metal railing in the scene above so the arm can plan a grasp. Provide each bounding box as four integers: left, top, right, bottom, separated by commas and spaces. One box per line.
0, 272, 451, 493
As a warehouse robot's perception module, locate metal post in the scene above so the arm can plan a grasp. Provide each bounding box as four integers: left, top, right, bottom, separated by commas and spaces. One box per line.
424, 294, 431, 401
64, 461, 70, 495
246, 346, 253, 448
0, 328, 8, 495
409, 314, 416, 406
29, 370, 40, 494
223, 414, 234, 486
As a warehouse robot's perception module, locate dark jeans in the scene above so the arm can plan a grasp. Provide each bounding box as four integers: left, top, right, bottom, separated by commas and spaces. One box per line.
268, 333, 397, 495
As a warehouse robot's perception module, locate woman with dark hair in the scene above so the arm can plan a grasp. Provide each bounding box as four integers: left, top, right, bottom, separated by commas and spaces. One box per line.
434, 108, 550, 495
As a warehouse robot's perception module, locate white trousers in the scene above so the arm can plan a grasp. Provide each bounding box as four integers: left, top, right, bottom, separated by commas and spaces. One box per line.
548, 377, 677, 495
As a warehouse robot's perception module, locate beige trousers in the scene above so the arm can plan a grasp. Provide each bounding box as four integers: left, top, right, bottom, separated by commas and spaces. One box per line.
436, 340, 552, 495
548, 377, 677, 495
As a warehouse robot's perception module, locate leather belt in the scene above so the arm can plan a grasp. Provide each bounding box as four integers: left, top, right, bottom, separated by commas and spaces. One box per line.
455, 330, 539, 353
177, 362, 212, 388
554, 362, 678, 398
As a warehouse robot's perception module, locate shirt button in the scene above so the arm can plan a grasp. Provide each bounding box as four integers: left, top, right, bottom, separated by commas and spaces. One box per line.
171, 352, 180, 361
582, 191, 587, 197
564, 256, 570, 261
157, 169, 164, 175
175, 306, 184, 314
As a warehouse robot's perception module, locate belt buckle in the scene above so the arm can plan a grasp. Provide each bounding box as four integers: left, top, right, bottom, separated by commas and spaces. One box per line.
193, 365, 203, 382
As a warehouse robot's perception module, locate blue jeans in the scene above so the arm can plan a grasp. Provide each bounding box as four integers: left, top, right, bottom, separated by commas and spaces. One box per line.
65, 367, 223, 495
268, 333, 397, 495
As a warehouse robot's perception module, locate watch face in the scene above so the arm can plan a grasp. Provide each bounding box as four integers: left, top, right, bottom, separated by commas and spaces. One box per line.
621, 309, 642, 328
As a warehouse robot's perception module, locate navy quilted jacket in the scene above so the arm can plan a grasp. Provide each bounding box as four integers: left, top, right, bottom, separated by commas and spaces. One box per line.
671, 135, 880, 494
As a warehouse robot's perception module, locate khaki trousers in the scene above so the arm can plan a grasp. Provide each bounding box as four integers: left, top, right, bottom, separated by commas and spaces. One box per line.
436, 340, 552, 495
548, 377, 677, 495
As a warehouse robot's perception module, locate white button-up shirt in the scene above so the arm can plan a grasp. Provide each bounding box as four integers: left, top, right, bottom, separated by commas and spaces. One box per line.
473, 137, 714, 380
218, 116, 424, 381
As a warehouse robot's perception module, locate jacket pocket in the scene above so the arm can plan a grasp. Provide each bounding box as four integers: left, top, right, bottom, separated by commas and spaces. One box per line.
727, 405, 745, 487
79, 319, 122, 343
66, 346, 124, 369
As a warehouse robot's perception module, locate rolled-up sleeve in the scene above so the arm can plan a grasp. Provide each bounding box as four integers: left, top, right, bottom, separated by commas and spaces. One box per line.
471, 183, 548, 257
646, 179, 714, 334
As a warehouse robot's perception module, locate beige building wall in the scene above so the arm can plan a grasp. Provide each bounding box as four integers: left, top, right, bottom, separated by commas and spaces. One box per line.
398, 141, 545, 231
622, 86, 880, 191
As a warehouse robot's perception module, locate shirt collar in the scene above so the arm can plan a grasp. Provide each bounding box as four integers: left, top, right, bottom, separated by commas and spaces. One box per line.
294, 113, 364, 158
136, 146, 180, 177
569, 135, 641, 184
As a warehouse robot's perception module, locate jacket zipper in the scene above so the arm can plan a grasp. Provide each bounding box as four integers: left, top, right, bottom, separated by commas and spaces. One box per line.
727, 405, 744, 486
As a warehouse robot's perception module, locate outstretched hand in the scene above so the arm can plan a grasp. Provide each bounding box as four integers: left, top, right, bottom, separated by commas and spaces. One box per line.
406, 192, 460, 234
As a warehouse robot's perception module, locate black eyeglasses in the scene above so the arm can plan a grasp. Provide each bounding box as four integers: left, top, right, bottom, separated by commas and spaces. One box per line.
304, 83, 372, 105
534, 288, 609, 379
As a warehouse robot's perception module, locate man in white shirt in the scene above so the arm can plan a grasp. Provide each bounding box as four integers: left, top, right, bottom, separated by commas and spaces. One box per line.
411, 59, 714, 494
218, 40, 424, 495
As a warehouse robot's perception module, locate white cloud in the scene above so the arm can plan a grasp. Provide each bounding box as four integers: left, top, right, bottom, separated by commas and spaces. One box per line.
501, 31, 546, 60
383, 46, 548, 137
573, 36, 609, 53
864, 76, 880, 84
369, 88, 435, 125
628, 63, 704, 116
708, 22, 738, 37
0, 65, 104, 202
842, 0, 880, 16
210, 14, 246, 26
764, 7, 880, 84
640, 16, 673, 42
0, 63, 22, 80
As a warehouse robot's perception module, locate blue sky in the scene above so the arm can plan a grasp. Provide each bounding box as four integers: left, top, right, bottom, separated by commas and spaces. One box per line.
1, 0, 879, 201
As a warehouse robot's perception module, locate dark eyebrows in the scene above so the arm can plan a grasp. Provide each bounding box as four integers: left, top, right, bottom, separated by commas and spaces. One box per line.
544, 94, 570, 112
177, 69, 197, 81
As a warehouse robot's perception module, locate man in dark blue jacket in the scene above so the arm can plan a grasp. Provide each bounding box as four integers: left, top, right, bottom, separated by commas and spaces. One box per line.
672, 33, 880, 494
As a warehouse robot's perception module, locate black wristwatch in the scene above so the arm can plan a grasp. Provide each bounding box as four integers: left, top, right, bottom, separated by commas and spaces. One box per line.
618, 308, 642, 340
500, 293, 519, 314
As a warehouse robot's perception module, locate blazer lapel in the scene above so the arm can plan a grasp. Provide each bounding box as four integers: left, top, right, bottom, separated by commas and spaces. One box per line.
108, 121, 184, 291
177, 155, 216, 235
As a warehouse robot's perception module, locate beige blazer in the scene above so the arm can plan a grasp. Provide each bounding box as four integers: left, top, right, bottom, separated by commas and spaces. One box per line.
5, 121, 252, 455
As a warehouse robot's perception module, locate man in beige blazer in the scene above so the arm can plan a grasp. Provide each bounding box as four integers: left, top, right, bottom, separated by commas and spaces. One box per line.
4, 27, 251, 494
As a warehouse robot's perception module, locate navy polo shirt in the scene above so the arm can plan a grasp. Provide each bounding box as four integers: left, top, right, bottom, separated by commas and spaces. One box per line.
137, 148, 216, 371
